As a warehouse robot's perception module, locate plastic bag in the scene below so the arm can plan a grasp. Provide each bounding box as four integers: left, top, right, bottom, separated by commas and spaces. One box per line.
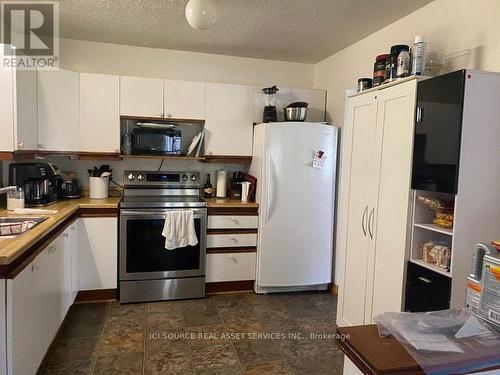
374, 309, 500, 374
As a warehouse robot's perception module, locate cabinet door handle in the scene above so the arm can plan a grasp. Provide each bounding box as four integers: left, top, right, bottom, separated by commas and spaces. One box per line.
18, 142, 24, 148
229, 235, 238, 243
418, 276, 433, 284
368, 208, 375, 239
62, 233, 69, 238
230, 216, 239, 224
416, 107, 424, 123
228, 255, 237, 263
361, 206, 368, 236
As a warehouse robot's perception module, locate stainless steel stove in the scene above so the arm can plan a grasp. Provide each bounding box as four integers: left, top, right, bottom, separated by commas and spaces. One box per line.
119, 170, 207, 303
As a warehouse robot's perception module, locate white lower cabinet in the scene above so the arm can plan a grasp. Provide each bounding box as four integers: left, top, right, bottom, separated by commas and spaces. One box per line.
78, 217, 118, 290
206, 253, 256, 282
61, 224, 78, 318
4, 217, 116, 374
7, 241, 58, 375
0, 280, 6, 375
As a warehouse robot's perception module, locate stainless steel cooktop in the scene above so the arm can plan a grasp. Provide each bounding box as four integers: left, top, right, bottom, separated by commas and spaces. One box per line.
120, 170, 206, 209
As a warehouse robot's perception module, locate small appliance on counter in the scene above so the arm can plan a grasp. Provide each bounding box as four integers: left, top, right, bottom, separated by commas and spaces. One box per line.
60, 172, 82, 199
262, 86, 279, 123
9, 162, 62, 206
284, 102, 308, 121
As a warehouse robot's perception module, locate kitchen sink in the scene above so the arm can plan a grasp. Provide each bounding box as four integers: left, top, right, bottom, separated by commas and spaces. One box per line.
0, 216, 48, 236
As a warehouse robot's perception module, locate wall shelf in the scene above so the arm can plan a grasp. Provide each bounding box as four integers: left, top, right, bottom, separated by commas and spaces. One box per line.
120, 115, 205, 124
13, 150, 122, 161
414, 223, 453, 236
408, 259, 451, 278
203, 155, 252, 164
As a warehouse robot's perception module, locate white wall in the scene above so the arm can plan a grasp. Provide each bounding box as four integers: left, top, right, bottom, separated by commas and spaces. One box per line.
60, 38, 314, 88
314, 0, 500, 126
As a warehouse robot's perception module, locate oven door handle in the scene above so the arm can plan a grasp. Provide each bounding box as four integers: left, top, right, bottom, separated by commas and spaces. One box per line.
121, 209, 206, 217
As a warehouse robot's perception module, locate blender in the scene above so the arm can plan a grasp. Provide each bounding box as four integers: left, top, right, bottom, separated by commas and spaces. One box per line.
262, 86, 279, 123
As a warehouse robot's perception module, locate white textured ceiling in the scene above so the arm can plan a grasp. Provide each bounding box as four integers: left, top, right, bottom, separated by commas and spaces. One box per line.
58, 0, 433, 63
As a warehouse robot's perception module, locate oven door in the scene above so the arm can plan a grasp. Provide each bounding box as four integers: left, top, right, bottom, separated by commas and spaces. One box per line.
120, 208, 206, 281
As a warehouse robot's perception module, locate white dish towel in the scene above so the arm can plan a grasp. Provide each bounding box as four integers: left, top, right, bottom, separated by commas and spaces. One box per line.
162, 210, 198, 250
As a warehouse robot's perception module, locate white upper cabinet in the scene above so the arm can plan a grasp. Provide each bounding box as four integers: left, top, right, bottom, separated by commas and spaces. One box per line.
164, 80, 205, 120
37, 69, 79, 151
13, 70, 38, 151
0, 44, 14, 152
80, 73, 120, 153
120, 76, 163, 118
205, 83, 254, 156
290, 88, 326, 123
253, 86, 291, 124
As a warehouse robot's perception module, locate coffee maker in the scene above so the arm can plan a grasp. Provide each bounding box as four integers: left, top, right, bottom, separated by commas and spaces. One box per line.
9, 163, 62, 206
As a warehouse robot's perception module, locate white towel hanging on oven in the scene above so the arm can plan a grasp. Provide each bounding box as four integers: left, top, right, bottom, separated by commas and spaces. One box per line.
162, 210, 198, 250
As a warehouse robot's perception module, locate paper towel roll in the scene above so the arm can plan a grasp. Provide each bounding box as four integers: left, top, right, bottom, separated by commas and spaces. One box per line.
216, 170, 227, 198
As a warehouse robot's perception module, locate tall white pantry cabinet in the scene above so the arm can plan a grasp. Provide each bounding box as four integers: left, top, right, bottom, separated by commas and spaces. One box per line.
336, 78, 419, 327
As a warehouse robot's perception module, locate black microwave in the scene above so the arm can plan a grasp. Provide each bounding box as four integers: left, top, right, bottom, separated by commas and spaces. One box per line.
132, 128, 182, 155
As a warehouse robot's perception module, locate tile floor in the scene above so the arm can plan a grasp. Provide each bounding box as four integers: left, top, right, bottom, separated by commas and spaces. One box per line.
39, 292, 342, 375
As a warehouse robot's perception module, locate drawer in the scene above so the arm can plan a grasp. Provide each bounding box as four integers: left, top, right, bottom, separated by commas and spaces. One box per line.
406, 261, 451, 301
405, 283, 450, 312
206, 252, 256, 282
208, 215, 258, 229
207, 233, 257, 248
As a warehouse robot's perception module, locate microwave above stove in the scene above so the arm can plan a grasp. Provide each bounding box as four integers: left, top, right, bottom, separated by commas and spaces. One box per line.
132, 127, 182, 156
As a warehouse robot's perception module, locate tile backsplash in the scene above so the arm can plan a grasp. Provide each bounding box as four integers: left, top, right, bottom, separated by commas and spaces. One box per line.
2, 158, 248, 187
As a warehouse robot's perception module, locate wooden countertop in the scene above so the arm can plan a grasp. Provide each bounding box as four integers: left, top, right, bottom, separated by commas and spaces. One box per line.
336, 325, 500, 375
0, 195, 255, 268
336, 325, 423, 375
204, 198, 258, 209
0, 195, 121, 266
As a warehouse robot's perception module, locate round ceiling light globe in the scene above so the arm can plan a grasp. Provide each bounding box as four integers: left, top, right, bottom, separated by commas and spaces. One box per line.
185, 0, 218, 30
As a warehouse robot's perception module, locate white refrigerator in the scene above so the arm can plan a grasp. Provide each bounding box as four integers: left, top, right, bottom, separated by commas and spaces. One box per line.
249, 122, 338, 293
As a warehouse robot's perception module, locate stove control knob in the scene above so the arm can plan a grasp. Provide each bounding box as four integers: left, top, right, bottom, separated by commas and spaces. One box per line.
190, 174, 198, 182
181, 174, 189, 182
137, 174, 145, 181
127, 173, 135, 181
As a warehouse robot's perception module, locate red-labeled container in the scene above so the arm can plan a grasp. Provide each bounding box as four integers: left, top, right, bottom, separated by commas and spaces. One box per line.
373, 54, 389, 87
